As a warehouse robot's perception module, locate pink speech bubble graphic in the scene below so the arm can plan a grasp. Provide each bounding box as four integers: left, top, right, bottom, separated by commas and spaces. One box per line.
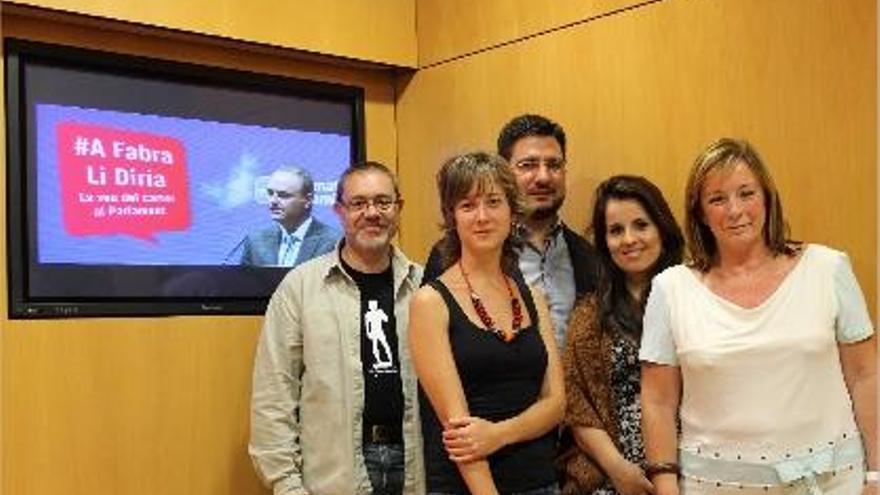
57, 122, 191, 242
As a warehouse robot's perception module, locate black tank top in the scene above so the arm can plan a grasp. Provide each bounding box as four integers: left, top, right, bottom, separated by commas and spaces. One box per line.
419, 278, 557, 494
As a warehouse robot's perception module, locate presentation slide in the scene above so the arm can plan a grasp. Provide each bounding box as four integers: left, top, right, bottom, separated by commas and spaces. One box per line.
36, 104, 348, 266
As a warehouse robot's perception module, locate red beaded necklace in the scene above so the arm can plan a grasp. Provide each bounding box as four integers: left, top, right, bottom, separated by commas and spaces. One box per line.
458, 261, 523, 342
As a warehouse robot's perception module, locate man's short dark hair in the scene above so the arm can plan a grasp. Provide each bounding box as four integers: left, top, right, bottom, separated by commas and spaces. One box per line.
496, 114, 567, 161
335, 161, 401, 203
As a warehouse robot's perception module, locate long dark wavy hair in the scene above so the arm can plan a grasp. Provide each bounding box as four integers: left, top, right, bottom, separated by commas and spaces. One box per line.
436, 152, 524, 274
590, 175, 684, 339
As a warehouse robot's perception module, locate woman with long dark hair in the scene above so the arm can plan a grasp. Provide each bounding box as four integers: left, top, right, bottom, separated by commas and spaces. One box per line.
561, 175, 684, 495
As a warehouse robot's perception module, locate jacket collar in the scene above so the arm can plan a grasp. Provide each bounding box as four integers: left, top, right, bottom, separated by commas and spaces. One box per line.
323, 239, 421, 294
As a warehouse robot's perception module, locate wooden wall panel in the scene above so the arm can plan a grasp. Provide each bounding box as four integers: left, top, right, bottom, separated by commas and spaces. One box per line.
7, 0, 417, 67
416, 0, 654, 66
1, 10, 399, 495
397, 0, 877, 317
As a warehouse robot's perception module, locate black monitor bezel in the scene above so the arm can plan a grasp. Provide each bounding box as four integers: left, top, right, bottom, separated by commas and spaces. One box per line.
5, 38, 365, 318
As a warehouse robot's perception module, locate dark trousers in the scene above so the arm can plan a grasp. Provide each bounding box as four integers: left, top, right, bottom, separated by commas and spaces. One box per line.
428, 483, 560, 495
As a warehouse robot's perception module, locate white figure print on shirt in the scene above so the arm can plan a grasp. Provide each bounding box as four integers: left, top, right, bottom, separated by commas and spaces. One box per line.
365, 299, 395, 372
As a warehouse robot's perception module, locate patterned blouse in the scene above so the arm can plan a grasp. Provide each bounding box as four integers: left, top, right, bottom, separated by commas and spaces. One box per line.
561, 296, 645, 495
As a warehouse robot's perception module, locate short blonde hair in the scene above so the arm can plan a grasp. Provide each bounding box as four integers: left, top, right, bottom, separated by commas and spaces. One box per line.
684, 138, 794, 271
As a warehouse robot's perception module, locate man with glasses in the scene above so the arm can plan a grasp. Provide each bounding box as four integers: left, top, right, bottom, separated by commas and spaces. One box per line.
231, 166, 339, 267
250, 161, 424, 495
426, 114, 598, 348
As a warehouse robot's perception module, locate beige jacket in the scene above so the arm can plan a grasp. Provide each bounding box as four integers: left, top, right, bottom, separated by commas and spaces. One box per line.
249, 245, 425, 495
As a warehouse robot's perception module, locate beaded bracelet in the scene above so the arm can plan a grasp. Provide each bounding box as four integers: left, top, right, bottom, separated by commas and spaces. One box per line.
643, 461, 681, 478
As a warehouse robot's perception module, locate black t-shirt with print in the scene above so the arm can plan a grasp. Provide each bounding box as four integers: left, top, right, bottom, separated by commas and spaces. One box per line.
341, 257, 404, 430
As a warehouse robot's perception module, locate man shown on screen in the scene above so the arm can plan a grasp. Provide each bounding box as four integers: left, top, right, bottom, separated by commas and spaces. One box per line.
249, 161, 424, 495
231, 166, 339, 267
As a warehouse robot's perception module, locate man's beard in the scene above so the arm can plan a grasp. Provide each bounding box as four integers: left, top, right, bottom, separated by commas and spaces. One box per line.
351, 223, 397, 251
528, 197, 564, 221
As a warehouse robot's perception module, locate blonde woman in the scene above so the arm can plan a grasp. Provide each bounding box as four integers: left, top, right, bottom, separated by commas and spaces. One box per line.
640, 138, 876, 494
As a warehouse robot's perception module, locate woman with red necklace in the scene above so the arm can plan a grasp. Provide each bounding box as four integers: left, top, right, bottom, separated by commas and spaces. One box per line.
410, 152, 565, 495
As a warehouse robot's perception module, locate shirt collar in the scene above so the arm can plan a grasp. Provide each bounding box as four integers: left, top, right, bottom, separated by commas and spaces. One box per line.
324, 240, 420, 293
516, 219, 565, 251
279, 216, 313, 242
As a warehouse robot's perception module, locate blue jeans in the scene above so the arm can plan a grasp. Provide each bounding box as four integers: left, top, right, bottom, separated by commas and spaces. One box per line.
428, 483, 560, 495
511, 485, 560, 495
363, 442, 404, 495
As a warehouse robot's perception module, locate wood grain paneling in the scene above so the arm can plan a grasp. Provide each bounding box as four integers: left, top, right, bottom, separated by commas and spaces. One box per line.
416, 0, 655, 67
1, 1, 877, 494
8, 0, 417, 67
397, 0, 877, 317
1, 10, 399, 495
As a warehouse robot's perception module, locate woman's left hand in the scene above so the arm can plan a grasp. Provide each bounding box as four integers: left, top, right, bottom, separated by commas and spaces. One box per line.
442, 416, 506, 462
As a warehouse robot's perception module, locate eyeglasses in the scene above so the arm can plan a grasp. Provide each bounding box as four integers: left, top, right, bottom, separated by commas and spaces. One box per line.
512, 158, 566, 175
338, 195, 400, 213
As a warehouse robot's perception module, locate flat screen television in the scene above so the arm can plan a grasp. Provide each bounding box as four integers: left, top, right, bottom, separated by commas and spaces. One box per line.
5, 39, 365, 318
